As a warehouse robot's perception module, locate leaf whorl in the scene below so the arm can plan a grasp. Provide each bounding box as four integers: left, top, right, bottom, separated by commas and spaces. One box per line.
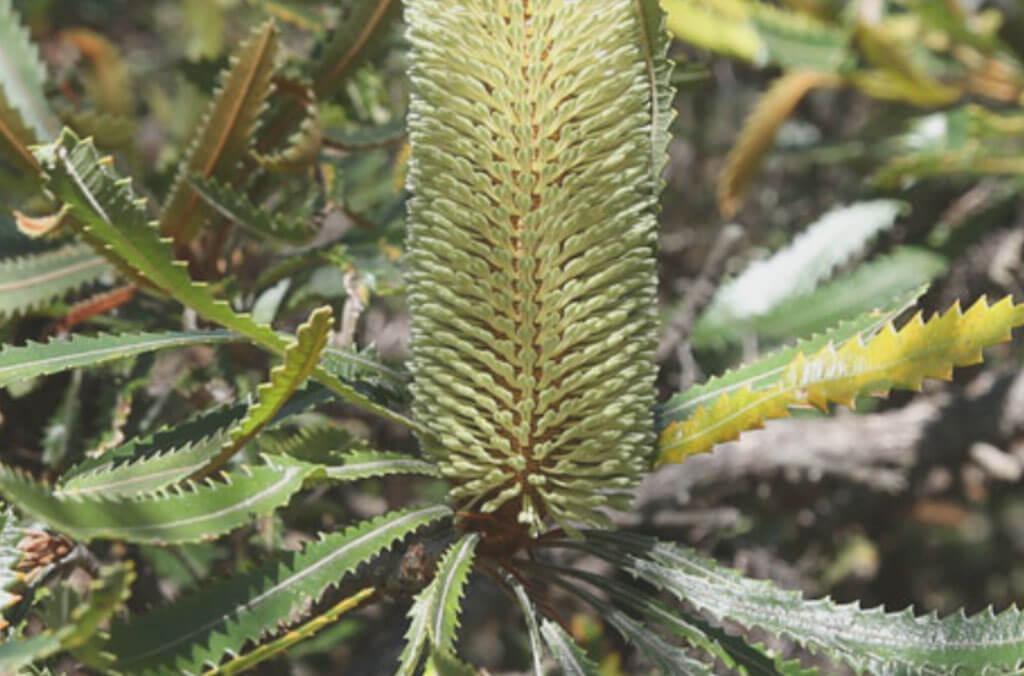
406, 0, 669, 533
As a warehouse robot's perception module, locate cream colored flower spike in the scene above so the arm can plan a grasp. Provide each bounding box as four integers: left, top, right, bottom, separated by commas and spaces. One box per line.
405, 0, 673, 535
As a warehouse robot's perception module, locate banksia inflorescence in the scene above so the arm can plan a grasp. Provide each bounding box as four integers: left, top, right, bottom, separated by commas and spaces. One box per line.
406, 1, 672, 536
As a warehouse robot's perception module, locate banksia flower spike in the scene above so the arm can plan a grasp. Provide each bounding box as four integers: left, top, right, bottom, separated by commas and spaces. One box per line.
406, 0, 673, 536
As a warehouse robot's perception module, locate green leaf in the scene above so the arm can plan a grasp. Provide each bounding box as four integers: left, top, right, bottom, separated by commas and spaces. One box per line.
397, 569, 435, 676
36, 129, 416, 430
746, 248, 947, 343
310, 0, 397, 98
0, 562, 134, 673
0, 331, 235, 389
204, 587, 375, 675
0, 633, 61, 674
158, 21, 279, 244
0, 507, 25, 615
0, 0, 58, 140
314, 451, 440, 482
0, 463, 309, 544
540, 619, 600, 676
511, 579, 545, 676
64, 562, 136, 668
625, 537, 1024, 674
632, 0, 676, 189
0, 243, 111, 318
427, 533, 479, 653
59, 387, 330, 496
659, 286, 923, 430
188, 175, 310, 243
109, 504, 450, 674
200, 306, 334, 477
694, 200, 905, 346
0, 86, 40, 173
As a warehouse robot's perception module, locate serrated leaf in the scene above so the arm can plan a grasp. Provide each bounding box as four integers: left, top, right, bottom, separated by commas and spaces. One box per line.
660, 286, 923, 428
425, 647, 477, 676
540, 619, 600, 676
747, 248, 946, 343
109, 504, 450, 674
65, 562, 135, 668
0, 330, 235, 389
189, 175, 310, 243
159, 21, 278, 244
0, 0, 58, 141
0, 562, 134, 672
0, 508, 24, 617
0, 463, 309, 544
253, 97, 321, 172
511, 580, 545, 676
310, 0, 397, 99
200, 306, 333, 477
204, 587, 375, 675
0, 243, 111, 318
718, 71, 841, 218
660, 295, 1024, 463
313, 451, 440, 482
59, 387, 330, 497
36, 129, 416, 430
427, 533, 479, 653
622, 536, 1024, 674
696, 200, 905, 342
63, 109, 136, 149
0, 86, 40, 173
633, 0, 676, 189
397, 570, 435, 676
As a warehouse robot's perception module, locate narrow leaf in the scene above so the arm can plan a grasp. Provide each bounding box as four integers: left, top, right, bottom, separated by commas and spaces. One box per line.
540, 619, 600, 676
626, 537, 1024, 674
0, 86, 39, 173
0, 330, 235, 389
660, 286, 923, 427
0, 463, 309, 544
159, 21, 278, 244
0, 0, 58, 140
189, 175, 310, 243
35, 129, 416, 430
719, 71, 841, 218
660, 296, 1024, 464
428, 533, 479, 652
696, 200, 904, 340
511, 580, 545, 676
109, 504, 450, 674
199, 306, 333, 477
204, 587, 375, 675
311, 0, 396, 98
0, 243, 111, 318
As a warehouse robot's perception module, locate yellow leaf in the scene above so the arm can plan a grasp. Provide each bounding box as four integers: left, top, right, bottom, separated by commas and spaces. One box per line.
658, 296, 1024, 465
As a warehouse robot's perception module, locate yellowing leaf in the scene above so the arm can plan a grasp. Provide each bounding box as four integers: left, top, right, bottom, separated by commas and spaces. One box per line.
659, 296, 1024, 464
718, 70, 841, 218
